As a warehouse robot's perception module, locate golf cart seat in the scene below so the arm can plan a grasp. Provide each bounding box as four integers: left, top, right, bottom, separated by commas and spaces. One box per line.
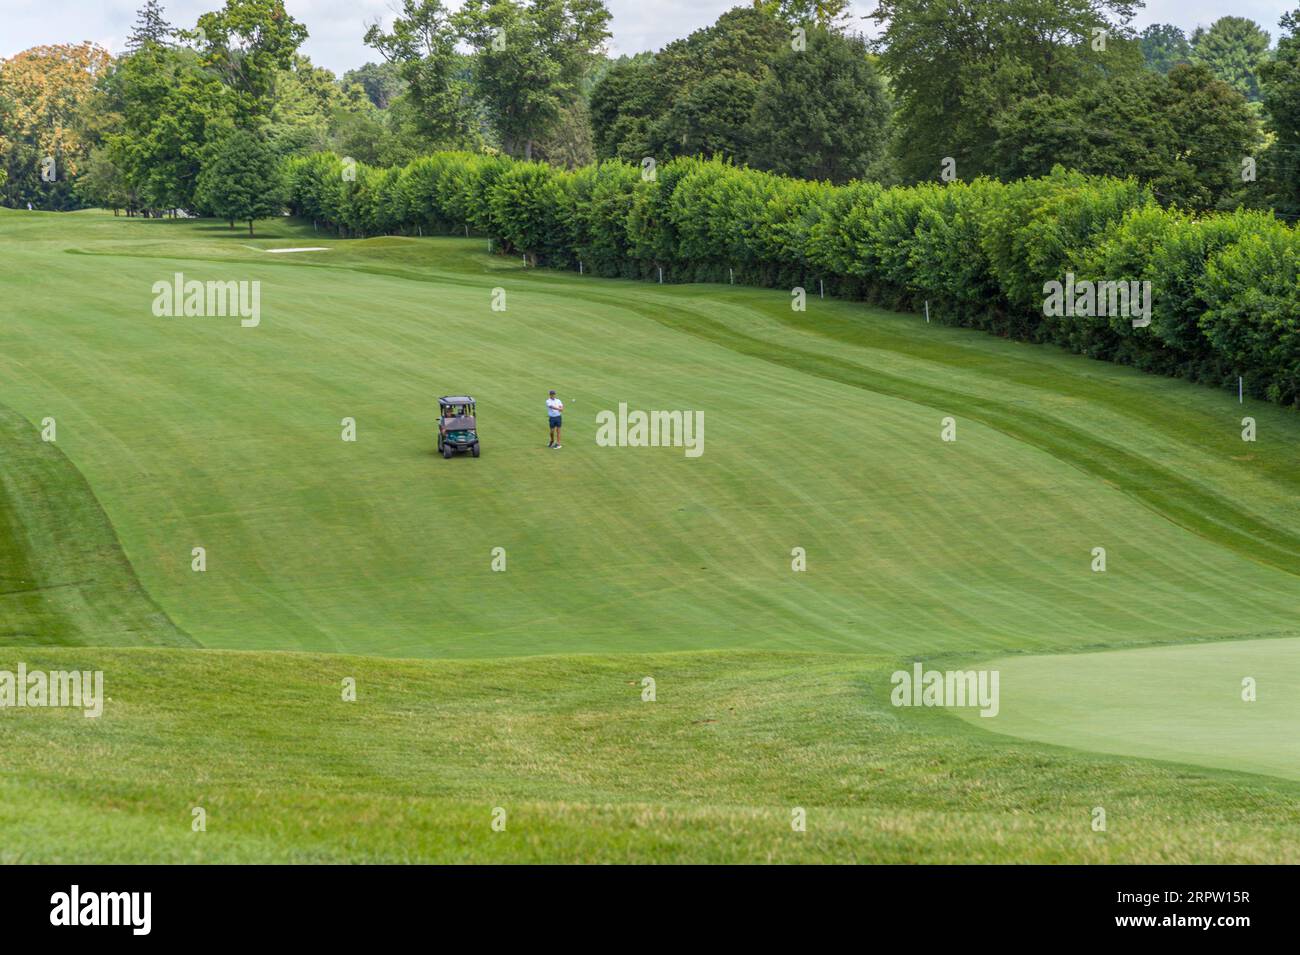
442, 414, 476, 431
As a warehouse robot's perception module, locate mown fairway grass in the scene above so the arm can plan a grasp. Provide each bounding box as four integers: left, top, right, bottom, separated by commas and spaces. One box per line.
0, 208, 1297, 862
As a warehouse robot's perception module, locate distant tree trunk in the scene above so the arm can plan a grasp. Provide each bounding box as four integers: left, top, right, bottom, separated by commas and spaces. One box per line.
524, 139, 533, 161
247, 219, 254, 237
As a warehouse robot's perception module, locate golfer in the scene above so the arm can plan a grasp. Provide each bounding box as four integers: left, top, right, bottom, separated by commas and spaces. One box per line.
546, 389, 564, 449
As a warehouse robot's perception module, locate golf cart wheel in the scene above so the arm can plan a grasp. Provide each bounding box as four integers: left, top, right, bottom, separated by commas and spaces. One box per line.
471, 443, 480, 458
442, 443, 454, 459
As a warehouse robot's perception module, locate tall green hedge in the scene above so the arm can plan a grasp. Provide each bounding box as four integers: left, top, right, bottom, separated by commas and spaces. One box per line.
286, 152, 1300, 407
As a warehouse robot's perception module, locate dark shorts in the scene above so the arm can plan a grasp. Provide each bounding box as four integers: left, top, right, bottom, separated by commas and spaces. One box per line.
549, 415, 562, 429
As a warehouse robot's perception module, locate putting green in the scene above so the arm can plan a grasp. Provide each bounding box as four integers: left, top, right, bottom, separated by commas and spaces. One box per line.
956, 637, 1300, 782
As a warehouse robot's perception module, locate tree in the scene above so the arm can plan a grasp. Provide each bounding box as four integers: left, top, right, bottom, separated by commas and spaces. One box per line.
1260, 9, 1300, 216
266, 55, 351, 156
747, 29, 890, 183
870, 0, 1144, 183
1164, 63, 1262, 210
75, 145, 135, 212
194, 128, 284, 234
993, 63, 1258, 210
1190, 17, 1271, 101
658, 72, 763, 160
755, 0, 852, 30
194, 0, 309, 126
0, 42, 114, 209
456, 0, 611, 159
588, 7, 788, 163
363, 0, 477, 145
108, 42, 230, 213
1139, 23, 1190, 74
533, 99, 595, 168
588, 53, 662, 160
341, 61, 407, 110
126, 0, 173, 52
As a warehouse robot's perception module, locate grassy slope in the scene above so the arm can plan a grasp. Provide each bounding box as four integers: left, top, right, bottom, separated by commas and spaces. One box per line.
1, 209, 1298, 862
3, 647, 1300, 863
0, 403, 191, 649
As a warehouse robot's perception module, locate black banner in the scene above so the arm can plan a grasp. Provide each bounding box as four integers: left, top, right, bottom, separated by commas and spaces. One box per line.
0, 865, 1284, 941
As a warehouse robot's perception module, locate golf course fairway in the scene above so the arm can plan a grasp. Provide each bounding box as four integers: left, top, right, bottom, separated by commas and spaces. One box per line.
1, 208, 1297, 862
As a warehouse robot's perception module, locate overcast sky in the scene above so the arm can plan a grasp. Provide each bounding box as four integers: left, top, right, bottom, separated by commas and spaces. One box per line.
2, 0, 1294, 76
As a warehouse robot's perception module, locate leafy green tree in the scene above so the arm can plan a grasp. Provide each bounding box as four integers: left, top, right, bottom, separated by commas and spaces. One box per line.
363, 1, 477, 144
588, 53, 660, 160
747, 28, 889, 183
341, 62, 407, 110
994, 64, 1257, 210
756, 0, 852, 30
109, 42, 231, 212
194, 0, 308, 126
1164, 63, 1263, 210
533, 100, 595, 168
657, 73, 763, 160
1259, 9, 1300, 216
1190, 17, 1271, 101
456, 0, 612, 159
588, 7, 787, 163
265, 55, 352, 157
194, 128, 284, 234
74, 145, 136, 212
870, 0, 1144, 183
1139, 23, 1191, 74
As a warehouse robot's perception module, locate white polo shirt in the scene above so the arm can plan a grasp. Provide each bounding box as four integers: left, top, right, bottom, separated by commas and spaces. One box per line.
547, 397, 564, 417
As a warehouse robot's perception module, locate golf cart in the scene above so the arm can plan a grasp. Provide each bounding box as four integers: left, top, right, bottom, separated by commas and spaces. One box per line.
437, 396, 480, 458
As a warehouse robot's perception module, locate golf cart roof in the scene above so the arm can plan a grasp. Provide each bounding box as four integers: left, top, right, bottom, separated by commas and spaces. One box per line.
439, 395, 475, 406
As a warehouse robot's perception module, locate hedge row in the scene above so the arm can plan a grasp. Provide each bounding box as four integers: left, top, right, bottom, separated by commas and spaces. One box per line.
285, 151, 1300, 406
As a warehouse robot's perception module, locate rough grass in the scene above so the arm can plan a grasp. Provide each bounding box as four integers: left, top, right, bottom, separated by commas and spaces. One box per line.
3, 647, 1299, 863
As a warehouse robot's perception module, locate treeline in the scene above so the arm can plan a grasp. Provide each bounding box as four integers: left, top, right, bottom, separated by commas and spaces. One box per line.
10, 2, 1300, 217
592, 3, 1300, 214
0, 0, 614, 217
286, 150, 1300, 407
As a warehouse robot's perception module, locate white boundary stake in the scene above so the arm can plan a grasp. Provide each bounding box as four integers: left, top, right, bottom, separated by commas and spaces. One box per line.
819, 279, 824, 299
579, 261, 583, 275
1239, 376, 1244, 403
925, 300, 930, 323
658, 266, 663, 284
729, 267, 734, 284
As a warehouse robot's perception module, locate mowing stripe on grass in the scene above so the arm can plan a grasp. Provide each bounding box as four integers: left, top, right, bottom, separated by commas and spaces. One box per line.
0, 403, 193, 648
